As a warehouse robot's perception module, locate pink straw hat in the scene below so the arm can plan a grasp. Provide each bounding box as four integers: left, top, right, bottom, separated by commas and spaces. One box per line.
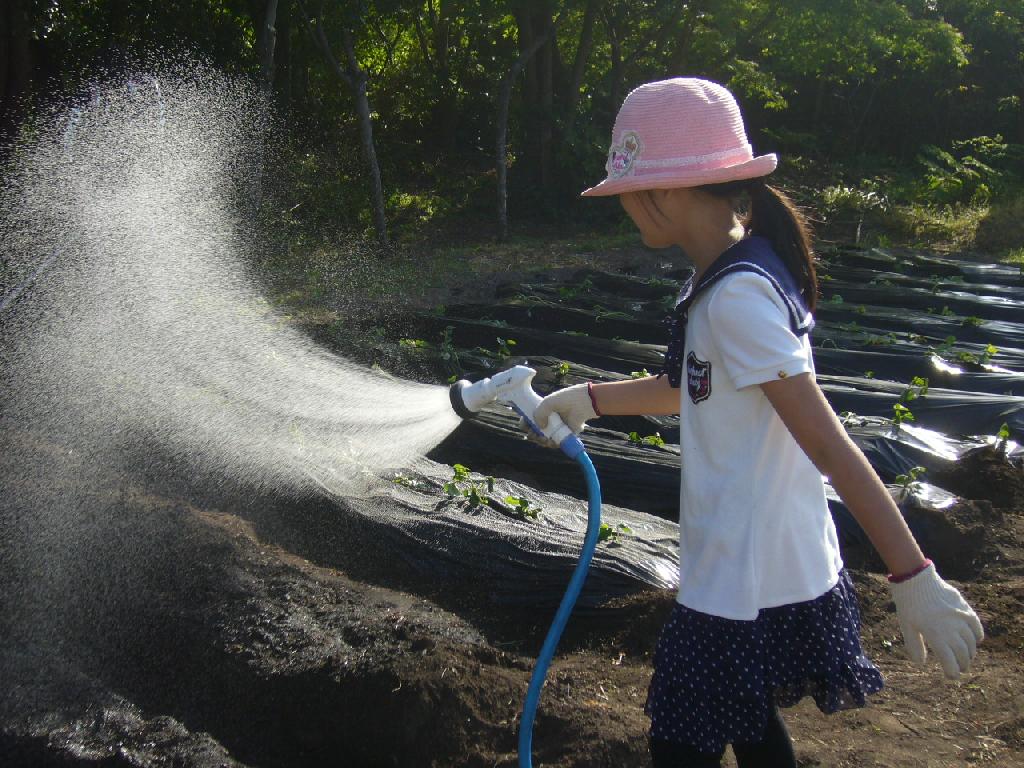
581, 78, 777, 197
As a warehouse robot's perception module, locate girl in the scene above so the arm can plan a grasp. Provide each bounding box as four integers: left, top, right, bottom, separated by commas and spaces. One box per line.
530, 78, 983, 767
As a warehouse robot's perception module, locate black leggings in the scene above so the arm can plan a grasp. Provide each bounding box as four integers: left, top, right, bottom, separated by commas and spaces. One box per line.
649, 703, 797, 768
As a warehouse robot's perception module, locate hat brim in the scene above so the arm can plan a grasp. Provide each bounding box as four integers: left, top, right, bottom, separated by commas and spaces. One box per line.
580, 153, 777, 197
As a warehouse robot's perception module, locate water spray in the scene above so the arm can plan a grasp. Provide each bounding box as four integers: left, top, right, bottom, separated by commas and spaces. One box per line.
449, 365, 602, 768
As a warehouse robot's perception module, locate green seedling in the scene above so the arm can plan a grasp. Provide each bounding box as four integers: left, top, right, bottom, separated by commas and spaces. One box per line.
439, 325, 461, 376
443, 464, 494, 509
855, 305, 867, 314
658, 294, 680, 311
962, 316, 984, 327
400, 337, 430, 349
646, 276, 678, 289
393, 473, 428, 492
594, 305, 632, 323
553, 361, 571, 378
474, 337, 518, 360
931, 335, 958, 355
830, 294, 844, 304
862, 332, 898, 346
628, 431, 666, 447
996, 423, 1011, 454
894, 466, 927, 499
496, 337, 516, 359
630, 369, 651, 379
939, 305, 956, 317
892, 402, 915, 429
899, 376, 929, 404
465, 484, 488, 508
558, 277, 595, 300
504, 495, 540, 519
598, 522, 633, 544
955, 344, 998, 366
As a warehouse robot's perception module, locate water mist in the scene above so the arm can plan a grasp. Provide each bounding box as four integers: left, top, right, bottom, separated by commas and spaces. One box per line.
0, 67, 461, 502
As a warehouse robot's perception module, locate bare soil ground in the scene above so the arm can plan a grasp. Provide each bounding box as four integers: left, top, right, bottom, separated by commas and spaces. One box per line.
2, 246, 1023, 767
3, 433, 1021, 768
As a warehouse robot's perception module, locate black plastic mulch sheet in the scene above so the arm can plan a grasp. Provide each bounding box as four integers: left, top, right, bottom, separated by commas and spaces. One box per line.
366, 248, 1022, 605
305, 457, 680, 608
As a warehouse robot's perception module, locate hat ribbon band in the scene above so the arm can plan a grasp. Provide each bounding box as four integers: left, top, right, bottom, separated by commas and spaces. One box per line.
633, 143, 752, 170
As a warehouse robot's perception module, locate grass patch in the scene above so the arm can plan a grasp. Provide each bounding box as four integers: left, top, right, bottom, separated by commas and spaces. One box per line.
883, 202, 989, 252
259, 226, 654, 322
976, 192, 1024, 253
1002, 247, 1024, 266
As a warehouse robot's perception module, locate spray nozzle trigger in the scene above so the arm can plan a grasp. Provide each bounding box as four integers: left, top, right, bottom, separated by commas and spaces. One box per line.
510, 402, 544, 439
450, 365, 578, 454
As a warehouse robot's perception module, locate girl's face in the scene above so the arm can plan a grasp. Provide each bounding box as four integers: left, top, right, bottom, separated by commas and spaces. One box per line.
619, 189, 695, 249
619, 188, 743, 261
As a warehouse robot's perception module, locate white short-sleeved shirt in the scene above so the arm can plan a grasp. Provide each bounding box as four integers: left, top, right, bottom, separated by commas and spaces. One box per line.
676, 271, 843, 620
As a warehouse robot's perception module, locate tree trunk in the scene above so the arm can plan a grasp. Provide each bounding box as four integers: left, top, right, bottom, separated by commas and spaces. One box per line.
811, 76, 827, 133
606, 26, 624, 107
850, 80, 878, 156
341, 28, 388, 246
256, 0, 279, 94
497, 25, 555, 240
275, 1, 292, 106
668, 2, 703, 75
1, 0, 33, 139
563, 0, 598, 129
298, 1, 389, 245
418, 2, 458, 155
539, 16, 554, 191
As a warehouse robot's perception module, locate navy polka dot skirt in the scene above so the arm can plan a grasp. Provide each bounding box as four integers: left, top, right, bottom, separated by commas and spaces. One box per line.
645, 570, 884, 753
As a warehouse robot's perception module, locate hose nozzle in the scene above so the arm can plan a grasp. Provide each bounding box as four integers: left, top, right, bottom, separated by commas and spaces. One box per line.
449, 365, 584, 459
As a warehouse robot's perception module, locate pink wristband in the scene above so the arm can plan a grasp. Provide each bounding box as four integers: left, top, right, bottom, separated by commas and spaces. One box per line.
887, 558, 932, 584
586, 382, 602, 417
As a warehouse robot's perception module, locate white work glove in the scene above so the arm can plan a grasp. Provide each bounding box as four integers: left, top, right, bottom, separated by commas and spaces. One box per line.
521, 383, 598, 448
889, 562, 984, 679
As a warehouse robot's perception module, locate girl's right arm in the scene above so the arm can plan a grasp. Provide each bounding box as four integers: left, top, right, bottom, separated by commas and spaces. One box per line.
590, 374, 680, 416
530, 375, 678, 442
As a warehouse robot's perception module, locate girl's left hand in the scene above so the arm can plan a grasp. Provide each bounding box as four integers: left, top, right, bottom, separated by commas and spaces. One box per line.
889, 562, 984, 679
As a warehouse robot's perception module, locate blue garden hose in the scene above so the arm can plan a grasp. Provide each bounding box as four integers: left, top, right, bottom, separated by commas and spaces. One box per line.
445, 371, 603, 767
518, 447, 602, 768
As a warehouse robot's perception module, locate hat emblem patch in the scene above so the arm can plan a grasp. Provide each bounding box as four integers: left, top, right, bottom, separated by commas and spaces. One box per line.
608, 131, 642, 179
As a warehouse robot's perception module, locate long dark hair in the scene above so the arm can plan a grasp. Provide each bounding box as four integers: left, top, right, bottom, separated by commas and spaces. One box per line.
701, 179, 818, 312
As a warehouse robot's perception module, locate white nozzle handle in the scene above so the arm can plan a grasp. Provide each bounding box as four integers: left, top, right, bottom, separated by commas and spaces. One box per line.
453, 365, 581, 450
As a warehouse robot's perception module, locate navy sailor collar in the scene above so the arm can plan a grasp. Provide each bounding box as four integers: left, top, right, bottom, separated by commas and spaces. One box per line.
675, 235, 813, 336
659, 236, 813, 388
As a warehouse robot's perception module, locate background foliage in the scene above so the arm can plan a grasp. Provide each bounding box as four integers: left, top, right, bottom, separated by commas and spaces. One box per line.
2, 0, 1022, 245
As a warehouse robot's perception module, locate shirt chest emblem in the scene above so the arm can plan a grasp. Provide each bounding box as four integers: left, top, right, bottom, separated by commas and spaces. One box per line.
686, 351, 711, 404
